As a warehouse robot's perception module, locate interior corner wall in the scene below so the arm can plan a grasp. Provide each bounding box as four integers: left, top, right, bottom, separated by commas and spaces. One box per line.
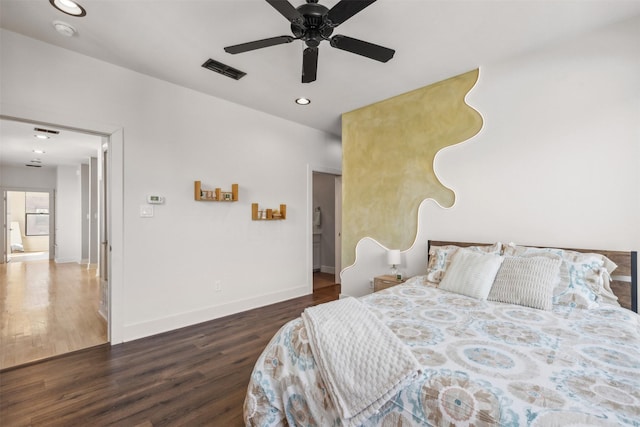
0, 29, 341, 342
341, 70, 483, 269
341, 16, 640, 299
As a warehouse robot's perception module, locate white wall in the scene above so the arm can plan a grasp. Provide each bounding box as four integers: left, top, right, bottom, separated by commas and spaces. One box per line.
0, 29, 342, 342
343, 16, 640, 308
0, 164, 57, 189
80, 163, 90, 263
55, 165, 82, 263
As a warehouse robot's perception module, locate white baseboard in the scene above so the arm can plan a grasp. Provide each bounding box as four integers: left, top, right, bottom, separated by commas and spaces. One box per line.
320, 265, 335, 274
122, 285, 309, 342
54, 257, 81, 264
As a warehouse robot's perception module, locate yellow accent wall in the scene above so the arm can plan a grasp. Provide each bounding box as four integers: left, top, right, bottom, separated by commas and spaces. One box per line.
341, 69, 482, 268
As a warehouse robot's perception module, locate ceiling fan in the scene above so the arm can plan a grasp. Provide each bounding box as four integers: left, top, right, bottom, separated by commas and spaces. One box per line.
224, 0, 395, 83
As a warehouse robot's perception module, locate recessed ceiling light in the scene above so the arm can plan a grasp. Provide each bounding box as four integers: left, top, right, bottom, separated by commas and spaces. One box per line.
34, 134, 50, 140
49, 0, 86, 17
52, 20, 77, 37
295, 97, 311, 105
33, 149, 46, 154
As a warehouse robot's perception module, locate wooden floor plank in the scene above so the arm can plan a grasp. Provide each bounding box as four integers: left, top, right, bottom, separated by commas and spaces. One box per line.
0, 284, 340, 426
0, 260, 107, 369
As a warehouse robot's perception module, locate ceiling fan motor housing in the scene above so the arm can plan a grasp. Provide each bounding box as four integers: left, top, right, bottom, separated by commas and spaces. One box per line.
292, 2, 333, 47
223, 0, 395, 83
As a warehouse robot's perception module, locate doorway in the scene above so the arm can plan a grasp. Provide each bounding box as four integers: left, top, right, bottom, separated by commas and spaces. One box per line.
5, 190, 52, 262
312, 171, 342, 291
0, 117, 110, 368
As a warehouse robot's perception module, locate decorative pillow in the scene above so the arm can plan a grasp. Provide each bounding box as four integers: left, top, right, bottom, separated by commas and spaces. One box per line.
488, 256, 561, 310
426, 242, 502, 284
503, 243, 619, 309
439, 249, 504, 300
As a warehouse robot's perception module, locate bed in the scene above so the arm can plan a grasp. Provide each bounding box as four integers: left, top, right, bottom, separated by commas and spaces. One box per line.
244, 241, 639, 426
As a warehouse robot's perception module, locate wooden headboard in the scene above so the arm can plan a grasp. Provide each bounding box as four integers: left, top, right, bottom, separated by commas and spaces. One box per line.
428, 240, 638, 313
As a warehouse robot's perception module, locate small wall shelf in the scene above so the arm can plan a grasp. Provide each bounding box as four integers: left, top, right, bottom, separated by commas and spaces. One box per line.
252, 203, 286, 220
194, 181, 238, 202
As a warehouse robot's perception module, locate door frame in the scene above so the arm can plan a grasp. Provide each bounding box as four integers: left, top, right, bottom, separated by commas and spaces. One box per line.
0, 114, 123, 344
308, 165, 342, 291
1, 188, 55, 263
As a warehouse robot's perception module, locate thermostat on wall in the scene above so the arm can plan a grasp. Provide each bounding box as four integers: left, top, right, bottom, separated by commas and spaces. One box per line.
147, 195, 165, 204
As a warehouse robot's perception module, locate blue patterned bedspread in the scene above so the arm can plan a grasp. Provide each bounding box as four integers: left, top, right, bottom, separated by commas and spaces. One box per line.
244, 278, 640, 426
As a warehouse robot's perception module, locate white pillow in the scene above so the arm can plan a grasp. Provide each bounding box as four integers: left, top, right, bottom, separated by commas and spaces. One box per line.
426, 242, 502, 284
488, 256, 561, 310
439, 249, 504, 300
503, 244, 619, 309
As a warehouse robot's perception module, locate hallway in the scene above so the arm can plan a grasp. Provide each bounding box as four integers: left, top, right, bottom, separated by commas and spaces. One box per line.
0, 260, 107, 370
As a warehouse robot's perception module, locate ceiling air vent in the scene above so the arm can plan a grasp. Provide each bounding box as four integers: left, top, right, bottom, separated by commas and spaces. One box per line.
26, 164, 42, 168
34, 127, 60, 135
202, 58, 246, 80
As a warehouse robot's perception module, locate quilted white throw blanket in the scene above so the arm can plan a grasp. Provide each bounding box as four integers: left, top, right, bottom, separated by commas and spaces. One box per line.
301, 297, 421, 426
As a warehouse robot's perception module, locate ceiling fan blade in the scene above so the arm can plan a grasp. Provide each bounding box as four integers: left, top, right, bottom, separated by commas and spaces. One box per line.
224, 36, 295, 54
265, 0, 306, 27
330, 35, 395, 62
326, 0, 377, 27
302, 47, 318, 83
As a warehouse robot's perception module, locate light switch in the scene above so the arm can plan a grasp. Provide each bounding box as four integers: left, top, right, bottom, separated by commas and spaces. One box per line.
140, 205, 154, 218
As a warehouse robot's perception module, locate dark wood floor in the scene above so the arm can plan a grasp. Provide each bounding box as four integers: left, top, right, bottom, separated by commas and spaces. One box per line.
0, 285, 340, 426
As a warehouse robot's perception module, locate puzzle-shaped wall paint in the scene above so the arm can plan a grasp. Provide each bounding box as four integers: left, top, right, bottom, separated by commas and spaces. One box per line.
341, 69, 482, 269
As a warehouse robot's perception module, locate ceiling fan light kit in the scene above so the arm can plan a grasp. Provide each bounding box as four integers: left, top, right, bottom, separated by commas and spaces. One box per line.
224, 0, 395, 83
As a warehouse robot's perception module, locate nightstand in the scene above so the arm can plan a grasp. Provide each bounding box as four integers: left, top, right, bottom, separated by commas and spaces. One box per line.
374, 275, 405, 292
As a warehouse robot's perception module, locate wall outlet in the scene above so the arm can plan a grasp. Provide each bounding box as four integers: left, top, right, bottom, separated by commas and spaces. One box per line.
214, 280, 222, 292
368, 278, 374, 289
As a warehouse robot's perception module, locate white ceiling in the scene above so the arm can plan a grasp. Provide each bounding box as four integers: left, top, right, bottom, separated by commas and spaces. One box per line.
1, 0, 640, 168
0, 119, 102, 168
